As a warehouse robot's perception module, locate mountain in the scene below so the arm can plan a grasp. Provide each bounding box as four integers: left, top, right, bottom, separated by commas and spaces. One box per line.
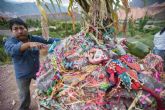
130, 0, 165, 8
0, 0, 67, 17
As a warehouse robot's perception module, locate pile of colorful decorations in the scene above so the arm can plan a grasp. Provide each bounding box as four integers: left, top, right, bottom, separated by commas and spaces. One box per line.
35, 28, 165, 110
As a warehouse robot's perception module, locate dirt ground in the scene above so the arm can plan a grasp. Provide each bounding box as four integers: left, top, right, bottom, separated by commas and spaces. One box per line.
0, 64, 38, 110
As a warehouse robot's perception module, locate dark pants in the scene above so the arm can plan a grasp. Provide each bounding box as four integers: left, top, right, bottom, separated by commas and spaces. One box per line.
16, 78, 32, 110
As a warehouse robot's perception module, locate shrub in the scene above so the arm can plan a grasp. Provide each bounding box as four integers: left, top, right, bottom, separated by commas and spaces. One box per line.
0, 35, 11, 64
0, 19, 9, 29
138, 15, 150, 32
26, 19, 41, 28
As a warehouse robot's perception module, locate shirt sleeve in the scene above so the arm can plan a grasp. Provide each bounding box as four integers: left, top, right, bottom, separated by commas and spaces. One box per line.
4, 39, 23, 57
33, 36, 60, 44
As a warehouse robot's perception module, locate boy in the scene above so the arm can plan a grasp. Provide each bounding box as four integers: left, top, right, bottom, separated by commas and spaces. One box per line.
4, 18, 59, 110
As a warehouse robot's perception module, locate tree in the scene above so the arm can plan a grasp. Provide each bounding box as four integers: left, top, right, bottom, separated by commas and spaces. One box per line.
36, 0, 130, 39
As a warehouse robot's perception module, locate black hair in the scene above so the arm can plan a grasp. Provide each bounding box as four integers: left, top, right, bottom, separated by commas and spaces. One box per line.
160, 27, 165, 35
9, 17, 28, 30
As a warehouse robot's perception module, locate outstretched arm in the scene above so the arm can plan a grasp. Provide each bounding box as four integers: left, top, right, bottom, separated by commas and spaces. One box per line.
4, 40, 47, 57
20, 42, 47, 52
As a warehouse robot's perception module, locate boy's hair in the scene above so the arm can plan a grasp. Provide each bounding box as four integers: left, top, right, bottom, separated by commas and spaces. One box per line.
9, 18, 28, 30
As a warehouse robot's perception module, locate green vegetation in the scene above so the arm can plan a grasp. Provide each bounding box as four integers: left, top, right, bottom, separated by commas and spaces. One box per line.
30, 20, 81, 38
127, 18, 165, 48
128, 17, 135, 37
0, 19, 9, 30
0, 35, 11, 65
127, 31, 154, 48
26, 19, 41, 28
138, 16, 150, 32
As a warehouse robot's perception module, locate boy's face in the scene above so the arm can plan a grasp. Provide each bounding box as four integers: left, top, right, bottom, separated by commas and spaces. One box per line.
11, 24, 28, 41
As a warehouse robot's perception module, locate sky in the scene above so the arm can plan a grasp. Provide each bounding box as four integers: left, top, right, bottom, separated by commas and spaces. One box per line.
5, 0, 36, 2
5, 0, 69, 2
4, 0, 69, 6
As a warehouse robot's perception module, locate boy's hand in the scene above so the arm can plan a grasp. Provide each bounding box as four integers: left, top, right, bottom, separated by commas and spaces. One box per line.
29, 42, 47, 49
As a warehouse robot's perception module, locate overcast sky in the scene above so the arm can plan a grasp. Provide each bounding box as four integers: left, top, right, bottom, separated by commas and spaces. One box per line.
5, 0, 69, 2
4, 0, 69, 6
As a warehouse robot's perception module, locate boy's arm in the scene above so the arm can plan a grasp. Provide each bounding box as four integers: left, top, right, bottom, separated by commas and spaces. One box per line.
20, 42, 47, 52
4, 40, 23, 56
33, 36, 60, 44
4, 39, 47, 56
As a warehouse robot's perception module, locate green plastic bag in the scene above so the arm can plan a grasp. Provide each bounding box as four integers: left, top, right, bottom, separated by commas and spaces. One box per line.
125, 41, 150, 58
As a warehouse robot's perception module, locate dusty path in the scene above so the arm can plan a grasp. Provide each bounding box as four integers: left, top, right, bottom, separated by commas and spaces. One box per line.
0, 64, 38, 110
